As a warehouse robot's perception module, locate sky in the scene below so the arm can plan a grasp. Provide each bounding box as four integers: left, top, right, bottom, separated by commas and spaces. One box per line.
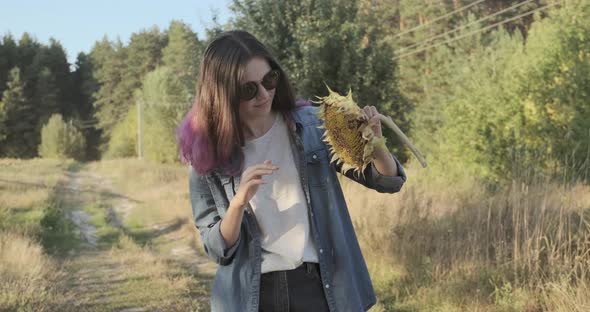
0, 0, 233, 64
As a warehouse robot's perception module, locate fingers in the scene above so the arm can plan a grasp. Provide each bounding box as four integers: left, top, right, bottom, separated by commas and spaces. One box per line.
246, 178, 267, 188
369, 115, 380, 126
242, 160, 278, 182
243, 162, 278, 175
243, 168, 274, 183
362, 105, 379, 118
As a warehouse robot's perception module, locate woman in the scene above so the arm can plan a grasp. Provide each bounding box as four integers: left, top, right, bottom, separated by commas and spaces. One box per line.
177, 30, 406, 312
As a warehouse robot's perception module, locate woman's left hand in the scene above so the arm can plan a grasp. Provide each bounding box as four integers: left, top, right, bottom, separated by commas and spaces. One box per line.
362, 105, 383, 138
363, 105, 398, 175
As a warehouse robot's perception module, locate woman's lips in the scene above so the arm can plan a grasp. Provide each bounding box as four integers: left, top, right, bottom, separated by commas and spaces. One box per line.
255, 101, 270, 108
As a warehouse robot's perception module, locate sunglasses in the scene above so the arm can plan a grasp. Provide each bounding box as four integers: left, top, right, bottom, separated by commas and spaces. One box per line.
239, 70, 280, 101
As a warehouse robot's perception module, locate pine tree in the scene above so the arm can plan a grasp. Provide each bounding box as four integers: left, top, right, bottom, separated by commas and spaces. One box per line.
90, 37, 128, 144
72, 52, 101, 160
163, 20, 202, 90
34, 67, 60, 130
91, 29, 166, 154
122, 27, 166, 95
0, 96, 7, 143
43, 39, 73, 117
0, 34, 18, 97
16, 33, 40, 74
0, 67, 37, 157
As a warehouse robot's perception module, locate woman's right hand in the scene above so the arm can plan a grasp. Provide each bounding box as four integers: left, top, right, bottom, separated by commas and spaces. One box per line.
232, 160, 278, 209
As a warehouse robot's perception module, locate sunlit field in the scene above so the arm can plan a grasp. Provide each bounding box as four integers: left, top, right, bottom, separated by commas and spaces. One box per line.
0, 158, 211, 311
2, 158, 588, 311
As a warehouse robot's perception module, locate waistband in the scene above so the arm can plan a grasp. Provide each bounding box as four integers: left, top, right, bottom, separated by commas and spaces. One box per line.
262, 262, 320, 275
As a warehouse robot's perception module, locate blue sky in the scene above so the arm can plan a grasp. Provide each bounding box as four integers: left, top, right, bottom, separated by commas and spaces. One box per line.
0, 0, 233, 64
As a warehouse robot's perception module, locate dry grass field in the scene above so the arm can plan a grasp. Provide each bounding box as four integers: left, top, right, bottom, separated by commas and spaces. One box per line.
1, 158, 589, 311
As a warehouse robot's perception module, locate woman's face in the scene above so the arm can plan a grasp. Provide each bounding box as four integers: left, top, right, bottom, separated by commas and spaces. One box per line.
238, 57, 276, 120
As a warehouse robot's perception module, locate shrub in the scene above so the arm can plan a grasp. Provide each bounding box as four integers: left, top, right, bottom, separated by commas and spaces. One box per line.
39, 114, 86, 160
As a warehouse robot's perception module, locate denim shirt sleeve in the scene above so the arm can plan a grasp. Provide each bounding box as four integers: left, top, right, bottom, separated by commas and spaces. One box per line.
189, 168, 240, 265
332, 151, 407, 194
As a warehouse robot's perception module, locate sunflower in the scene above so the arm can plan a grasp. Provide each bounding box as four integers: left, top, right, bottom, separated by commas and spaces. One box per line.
316, 86, 426, 175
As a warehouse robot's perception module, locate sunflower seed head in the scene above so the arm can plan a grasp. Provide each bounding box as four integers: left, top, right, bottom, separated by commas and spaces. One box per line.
315, 86, 387, 177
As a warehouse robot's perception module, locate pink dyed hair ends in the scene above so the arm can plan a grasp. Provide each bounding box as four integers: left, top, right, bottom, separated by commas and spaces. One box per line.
177, 98, 311, 176
176, 110, 216, 175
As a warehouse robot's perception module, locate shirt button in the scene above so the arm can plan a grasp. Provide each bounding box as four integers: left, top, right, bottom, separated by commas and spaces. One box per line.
319, 249, 323, 254
325, 284, 330, 289
312, 154, 318, 159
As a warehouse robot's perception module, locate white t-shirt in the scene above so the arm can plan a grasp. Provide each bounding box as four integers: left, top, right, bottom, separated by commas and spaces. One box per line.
242, 113, 319, 273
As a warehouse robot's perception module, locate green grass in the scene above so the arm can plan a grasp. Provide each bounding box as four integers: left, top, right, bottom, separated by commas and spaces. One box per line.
0, 158, 77, 311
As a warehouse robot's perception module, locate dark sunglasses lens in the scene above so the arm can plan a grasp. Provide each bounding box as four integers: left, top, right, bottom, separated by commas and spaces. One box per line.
262, 70, 279, 90
240, 82, 258, 101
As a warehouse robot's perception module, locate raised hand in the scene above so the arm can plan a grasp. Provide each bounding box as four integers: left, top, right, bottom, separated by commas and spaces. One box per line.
232, 160, 278, 208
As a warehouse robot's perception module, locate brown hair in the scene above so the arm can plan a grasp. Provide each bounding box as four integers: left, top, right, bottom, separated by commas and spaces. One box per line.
177, 30, 296, 176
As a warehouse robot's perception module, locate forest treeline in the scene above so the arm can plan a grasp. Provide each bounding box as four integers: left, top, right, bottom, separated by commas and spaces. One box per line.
1, 0, 588, 183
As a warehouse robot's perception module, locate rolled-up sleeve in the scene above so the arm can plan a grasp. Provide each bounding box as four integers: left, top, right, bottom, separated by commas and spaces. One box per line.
369, 153, 407, 193
189, 168, 240, 265
333, 148, 407, 193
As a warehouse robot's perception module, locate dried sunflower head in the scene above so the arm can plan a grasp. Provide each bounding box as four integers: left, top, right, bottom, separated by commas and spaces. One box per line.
315, 86, 387, 176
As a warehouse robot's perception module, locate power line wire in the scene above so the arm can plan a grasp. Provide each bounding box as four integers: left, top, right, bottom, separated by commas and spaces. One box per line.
393, 1, 561, 61
397, 0, 535, 54
394, 0, 487, 39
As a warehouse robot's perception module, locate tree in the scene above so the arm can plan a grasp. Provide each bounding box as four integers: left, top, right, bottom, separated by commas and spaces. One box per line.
121, 27, 167, 96
16, 33, 40, 74
34, 67, 60, 129
518, 0, 590, 180
0, 96, 7, 143
104, 106, 138, 159
72, 52, 101, 160
91, 28, 166, 154
438, 28, 526, 181
39, 114, 86, 160
231, 0, 411, 160
162, 20, 202, 90
90, 37, 128, 146
139, 66, 192, 163
0, 34, 18, 97
0, 67, 36, 157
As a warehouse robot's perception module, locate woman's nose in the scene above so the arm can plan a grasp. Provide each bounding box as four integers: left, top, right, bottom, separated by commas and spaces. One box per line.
257, 83, 271, 101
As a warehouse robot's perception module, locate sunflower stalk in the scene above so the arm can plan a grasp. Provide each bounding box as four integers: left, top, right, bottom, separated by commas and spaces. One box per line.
376, 114, 427, 168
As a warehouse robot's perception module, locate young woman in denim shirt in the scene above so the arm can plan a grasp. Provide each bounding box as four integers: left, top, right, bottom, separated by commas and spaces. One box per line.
177, 30, 406, 312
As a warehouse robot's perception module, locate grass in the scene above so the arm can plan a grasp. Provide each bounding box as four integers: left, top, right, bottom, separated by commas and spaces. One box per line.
342, 161, 590, 311
0, 158, 76, 311
65, 158, 212, 311
59, 234, 210, 312
85, 159, 203, 255
2, 156, 589, 311
0, 231, 71, 312
0, 157, 211, 311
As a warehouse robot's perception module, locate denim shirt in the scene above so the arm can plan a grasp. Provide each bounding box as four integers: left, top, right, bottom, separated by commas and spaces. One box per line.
188, 106, 407, 312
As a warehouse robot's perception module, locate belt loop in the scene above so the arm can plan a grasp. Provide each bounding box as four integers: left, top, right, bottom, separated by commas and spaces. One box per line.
305, 262, 313, 274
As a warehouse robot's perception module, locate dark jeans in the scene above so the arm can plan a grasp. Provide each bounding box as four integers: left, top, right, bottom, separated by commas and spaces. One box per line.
259, 262, 330, 312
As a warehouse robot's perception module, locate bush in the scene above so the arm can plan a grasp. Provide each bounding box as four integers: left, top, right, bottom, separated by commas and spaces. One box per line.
38, 114, 86, 160
104, 107, 138, 159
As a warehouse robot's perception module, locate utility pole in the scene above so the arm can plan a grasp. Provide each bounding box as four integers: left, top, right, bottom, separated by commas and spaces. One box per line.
137, 100, 143, 159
